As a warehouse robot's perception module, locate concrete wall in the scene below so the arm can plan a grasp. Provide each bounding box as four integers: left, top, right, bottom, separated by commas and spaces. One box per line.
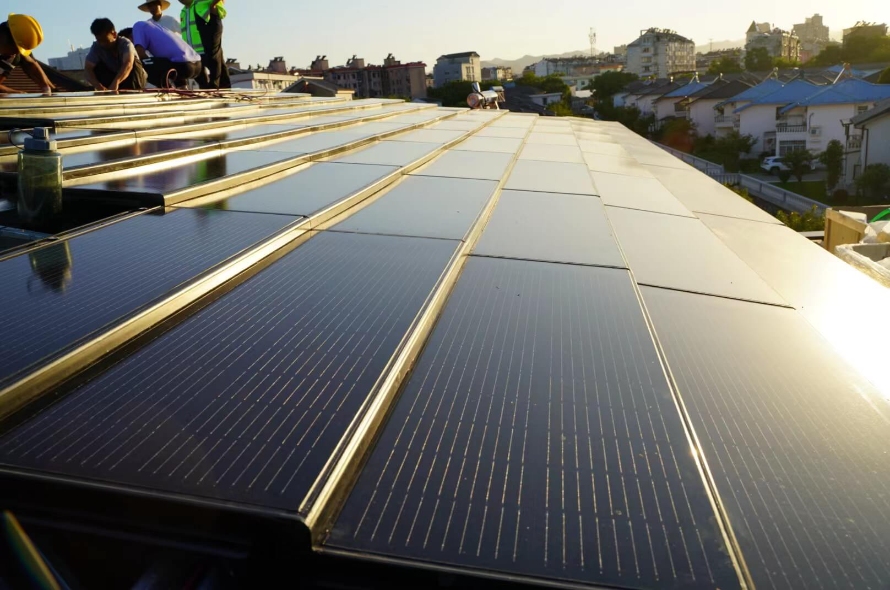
738, 104, 778, 153
863, 116, 890, 168
689, 98, 720, 136
655, 97, 682, 120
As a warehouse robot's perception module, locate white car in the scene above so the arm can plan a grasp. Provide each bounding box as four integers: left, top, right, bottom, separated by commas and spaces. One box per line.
762, 155, 818, 175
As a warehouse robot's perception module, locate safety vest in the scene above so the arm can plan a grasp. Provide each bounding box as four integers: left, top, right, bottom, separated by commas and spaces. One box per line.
181, 0, 226, 54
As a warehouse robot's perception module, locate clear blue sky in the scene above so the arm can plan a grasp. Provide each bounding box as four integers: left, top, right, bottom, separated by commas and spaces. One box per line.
6, 0, 886, 69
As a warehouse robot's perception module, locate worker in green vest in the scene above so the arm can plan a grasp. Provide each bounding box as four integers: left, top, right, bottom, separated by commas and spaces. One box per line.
178, 0, 230, 89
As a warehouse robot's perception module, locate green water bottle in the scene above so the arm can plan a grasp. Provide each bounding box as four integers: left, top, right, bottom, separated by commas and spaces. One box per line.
17, 127, 63, 227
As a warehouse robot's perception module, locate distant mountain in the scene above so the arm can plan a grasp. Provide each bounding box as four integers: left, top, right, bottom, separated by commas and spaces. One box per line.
482, 49, 591, 72
695, 39, 746, 53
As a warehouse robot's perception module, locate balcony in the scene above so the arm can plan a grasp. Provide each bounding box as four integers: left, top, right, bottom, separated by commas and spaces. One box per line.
715, 115, 737, 127
776, 124, 807, 133
847, 135, 863, 150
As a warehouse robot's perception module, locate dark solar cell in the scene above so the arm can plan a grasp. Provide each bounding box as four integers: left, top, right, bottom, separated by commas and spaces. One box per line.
330, 258, 741, 590
69, 151, 297, 198
330, 176, 497, 241
0, 233, 459, 514
188, 163, 399, 217
62, 139, 215, 170
473, 190, 626, 268
641, 287, 890, 590
0, 208, 298, 387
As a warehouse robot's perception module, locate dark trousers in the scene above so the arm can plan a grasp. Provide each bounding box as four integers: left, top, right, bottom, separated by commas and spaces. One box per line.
92, 61, 146, 90
143, 58, 202, 88
195, 12, 231, 90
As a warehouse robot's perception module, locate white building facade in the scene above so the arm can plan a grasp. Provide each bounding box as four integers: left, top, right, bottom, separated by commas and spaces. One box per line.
626, 29, 695, 78
433, 52, 481, 87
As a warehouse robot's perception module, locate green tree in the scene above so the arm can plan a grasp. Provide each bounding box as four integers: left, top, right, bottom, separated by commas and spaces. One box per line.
707, 56, 743, 75
773, 57, 801, 69
781, 149, 814, 183
818, 140, 844, 190
428, 80, 497, 107
744, 47, 773, 71
692, 130, 755, 172
590, 71, 639, 102
810, 35, 890, 66
658, 118, 696, 152
808, 44, 843, 66
547, 102, 574, 117
855, 164, 890, 201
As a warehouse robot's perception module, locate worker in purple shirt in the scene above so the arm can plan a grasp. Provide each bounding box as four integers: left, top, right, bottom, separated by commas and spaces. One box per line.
121, 20, 202, 89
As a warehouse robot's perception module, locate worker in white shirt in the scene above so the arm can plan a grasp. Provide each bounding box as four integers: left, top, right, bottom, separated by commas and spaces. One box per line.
138, 0, 180, 35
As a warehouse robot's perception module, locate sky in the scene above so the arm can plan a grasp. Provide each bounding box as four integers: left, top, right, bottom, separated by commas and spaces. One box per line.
7, 0, 887, 69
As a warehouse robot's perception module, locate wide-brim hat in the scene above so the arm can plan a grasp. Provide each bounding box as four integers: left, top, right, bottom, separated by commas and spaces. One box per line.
138, 0, 171, 12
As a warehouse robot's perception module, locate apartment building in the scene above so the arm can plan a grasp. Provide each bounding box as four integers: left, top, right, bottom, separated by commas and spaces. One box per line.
684, 79, 753, 136
746, 22, 801, 62
432, 52, 481, 87
481, 66, 513, 81
626, 29, 696, 78
304, 54, 427, 99
851, 98, 890, 180
793, 14, 830, 63
843, 22, 888, 44
653, 78, 710, 120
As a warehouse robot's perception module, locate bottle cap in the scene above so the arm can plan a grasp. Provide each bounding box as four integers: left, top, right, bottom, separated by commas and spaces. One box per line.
23, 127, 57, 151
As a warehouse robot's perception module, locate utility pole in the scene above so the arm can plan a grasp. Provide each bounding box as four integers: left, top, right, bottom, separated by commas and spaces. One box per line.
589, 28, 597, 58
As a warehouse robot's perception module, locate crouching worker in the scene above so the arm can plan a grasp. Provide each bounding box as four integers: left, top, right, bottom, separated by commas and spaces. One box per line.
0, 14, 55, 95
122, 20, 202, 89
85, 18, 147, 92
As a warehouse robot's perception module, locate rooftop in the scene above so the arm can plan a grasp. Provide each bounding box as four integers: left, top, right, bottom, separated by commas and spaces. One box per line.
0, 91, 888, 590
437, 51, 480, 60
852, 96, 890, 125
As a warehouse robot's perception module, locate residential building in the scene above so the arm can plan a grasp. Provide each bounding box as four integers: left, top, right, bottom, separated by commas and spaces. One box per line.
695, 49, 743, 75
714, 78, 784, 139
734, 79, 820, 153
746, 22, 801, 62
433, 52, 481, 87
300, 55, 427, 99
229, 71, 299, 91
533, 56, 601, 78
48, 47, 90, 72
613, 45, 628, 58
843, 22, 888, 44
628, 80, 684, 115
481, 66, 513, 81
653, 77, 710, 120
685, 79, 753, 136
793, 14, 830, 63
851, 98, 890, 179
626, 28, 696, 78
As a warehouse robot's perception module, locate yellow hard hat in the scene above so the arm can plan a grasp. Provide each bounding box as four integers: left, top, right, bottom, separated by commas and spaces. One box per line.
7, 14, 44, 57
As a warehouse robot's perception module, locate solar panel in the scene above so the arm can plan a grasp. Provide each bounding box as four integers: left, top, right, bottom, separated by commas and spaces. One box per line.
583, 154, 655, 178
590, 172, 694, 218
649, 167, 782, 225
329, 258, 741, 590
69, 151, 297, 198
182, 162, 399, 217
452, 137, 524, 154
330, 176, 498, 241
471, 127, 528, 139
473, 190, 626, 268
384, 129, 467, 145
641, 287, 890, 590
519, 144, 585, 164
409, 150, 514, 182
525, 133, 579, 146
61, 139, 215, 170
577, 141, 630, 157
333, 141, 442, 167
505, 161, 597, 196
606, 207, 787, 306
0, 208, 299, 387
0, 232, 460, 515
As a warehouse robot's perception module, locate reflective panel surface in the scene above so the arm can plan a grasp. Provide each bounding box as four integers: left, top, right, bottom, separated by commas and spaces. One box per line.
474, 190, 626, 268
331, 176, 497, 240
333, 141, 442, 166
519, 144, 585, 163
452, 137, 524, 154
0, 232, 460, 513
186, 162, 399, 217
385, 129, 466, 144
505, 160, 597, 195
0, 209, 298, 386
591, 172, 694, 218
331, 258, 741, 590
409, 150, 513, 182
642, 287, 890, 590
606, 207, 787, 306
583, 154, 655, 178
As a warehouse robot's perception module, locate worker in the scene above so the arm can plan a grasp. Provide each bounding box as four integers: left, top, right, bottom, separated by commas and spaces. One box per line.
122, 22, 202, 89
179, 0, 230, 90
85, 18, 147, 92
138, 0, 180, 35
0, 14, 55, 95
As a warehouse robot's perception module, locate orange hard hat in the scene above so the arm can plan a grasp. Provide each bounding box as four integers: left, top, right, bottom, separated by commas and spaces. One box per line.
7, 14, 44, 57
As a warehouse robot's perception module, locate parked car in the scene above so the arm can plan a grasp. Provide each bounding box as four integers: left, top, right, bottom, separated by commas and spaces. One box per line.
762, 155, 818, 175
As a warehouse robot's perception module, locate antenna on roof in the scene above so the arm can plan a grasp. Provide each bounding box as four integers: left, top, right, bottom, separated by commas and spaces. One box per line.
589, 28, 597, 58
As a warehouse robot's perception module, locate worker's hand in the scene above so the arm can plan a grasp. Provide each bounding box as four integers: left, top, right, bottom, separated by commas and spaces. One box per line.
95, 83, 108, 92
110, 80, 120, 93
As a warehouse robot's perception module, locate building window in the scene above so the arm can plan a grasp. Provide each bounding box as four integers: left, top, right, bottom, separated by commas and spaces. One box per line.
779, 140, 807, 155
857, 105, 869, 115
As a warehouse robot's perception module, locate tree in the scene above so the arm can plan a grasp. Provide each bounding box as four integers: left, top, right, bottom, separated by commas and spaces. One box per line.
776, 206, 826, 231
744, 47, 773, 71
707, 56, 743, 75
692, 130, 755, 172
808, 45, 843, 66
773, 57, 801, 69
590, 71, 639, 103
659, 118, 696, 152
781, 149, 814, 183
855, 164, 890, 201
809, 35, 890, 66
818, 140, 844, 190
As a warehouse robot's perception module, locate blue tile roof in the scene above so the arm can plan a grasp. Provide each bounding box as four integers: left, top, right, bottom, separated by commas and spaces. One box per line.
715, 78, 784, 108
733, 80, 821, 113
777, 78, 890, 113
